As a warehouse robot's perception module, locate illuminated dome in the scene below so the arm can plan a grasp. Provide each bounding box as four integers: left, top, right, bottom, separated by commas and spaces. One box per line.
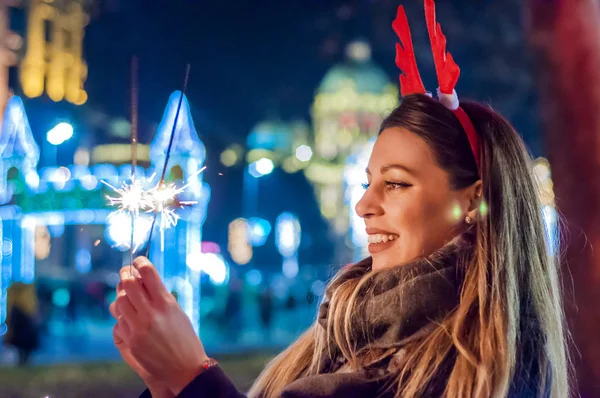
318, 41, 393, 96
313, 40, 398, 117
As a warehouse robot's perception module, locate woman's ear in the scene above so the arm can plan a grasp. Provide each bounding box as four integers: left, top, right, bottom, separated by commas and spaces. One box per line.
466, 180, 483, 219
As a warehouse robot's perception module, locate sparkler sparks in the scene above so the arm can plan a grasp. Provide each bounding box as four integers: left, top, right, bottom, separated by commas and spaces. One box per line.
102, 167, 206, 252
103, 177, 153, 216
104, 64, 194, 257
145, 166, 206, 250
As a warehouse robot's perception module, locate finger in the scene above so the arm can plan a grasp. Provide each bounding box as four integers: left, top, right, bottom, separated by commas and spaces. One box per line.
113, 323, 124, 345
109, 301, 120, 320
133, 256, 169, 301
115, 318, 132, 344
122, 275, 152, 316
115, 294, 138, 322
119, 266, 135, 282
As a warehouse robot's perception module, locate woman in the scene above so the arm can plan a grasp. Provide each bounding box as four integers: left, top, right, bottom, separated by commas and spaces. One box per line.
111, 1, 570, 397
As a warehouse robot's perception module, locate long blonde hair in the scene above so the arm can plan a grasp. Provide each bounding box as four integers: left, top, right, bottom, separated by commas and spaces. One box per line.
249, 95, 570, 397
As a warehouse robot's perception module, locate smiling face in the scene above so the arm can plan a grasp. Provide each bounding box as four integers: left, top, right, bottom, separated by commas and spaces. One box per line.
355, 127, 476, 271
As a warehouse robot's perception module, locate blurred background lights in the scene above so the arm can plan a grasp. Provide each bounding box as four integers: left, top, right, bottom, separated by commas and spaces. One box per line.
247, 217, 271, 247
311, 280, 326, 297
74, 147, 91, 166
186, 252, 229, 285
52, 288, 71, 307
282, 256, 299, 278
46, 122, 74, 146
249, 158, 274, 178
275, 212, 301, 257
245, 269, 263, 286
295, 145, 313, 162
75, 248, 92, 273
228, 218, 253, 265
220, 149, 239, 167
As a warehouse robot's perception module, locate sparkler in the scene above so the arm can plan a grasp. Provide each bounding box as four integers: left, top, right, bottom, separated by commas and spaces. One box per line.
103, 56, 143, 264
102, 178, 152, 217
130, 56, 139, 266
103, 64, 198, 260
144, 64, 192, 257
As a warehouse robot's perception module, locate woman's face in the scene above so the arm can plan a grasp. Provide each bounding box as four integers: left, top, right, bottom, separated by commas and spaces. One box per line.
356, 127, 477, 271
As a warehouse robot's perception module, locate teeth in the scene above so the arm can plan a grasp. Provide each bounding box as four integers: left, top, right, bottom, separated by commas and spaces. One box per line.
368, 234, 398, 244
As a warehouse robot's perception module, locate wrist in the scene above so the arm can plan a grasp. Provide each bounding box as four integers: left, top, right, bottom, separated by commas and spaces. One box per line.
147, 382, 174, 398
170, 356, 214, 396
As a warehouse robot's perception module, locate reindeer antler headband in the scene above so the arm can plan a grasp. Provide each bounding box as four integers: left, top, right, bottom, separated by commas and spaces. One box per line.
393, 0, 480, 170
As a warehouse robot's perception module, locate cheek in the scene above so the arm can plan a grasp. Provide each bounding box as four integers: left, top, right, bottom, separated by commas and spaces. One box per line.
388, 194, 457, 247
419, 196, 461, 244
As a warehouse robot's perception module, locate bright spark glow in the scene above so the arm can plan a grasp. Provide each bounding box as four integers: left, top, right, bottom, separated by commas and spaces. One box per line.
146, 167, 206, 248
103, 177, 153, 216
103, 167, 206, 252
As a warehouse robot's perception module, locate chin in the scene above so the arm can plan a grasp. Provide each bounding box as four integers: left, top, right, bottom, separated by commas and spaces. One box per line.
371, 256, 399, 271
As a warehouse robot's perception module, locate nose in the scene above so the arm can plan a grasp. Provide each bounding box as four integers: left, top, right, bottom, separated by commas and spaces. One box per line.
355, 185, 384, 219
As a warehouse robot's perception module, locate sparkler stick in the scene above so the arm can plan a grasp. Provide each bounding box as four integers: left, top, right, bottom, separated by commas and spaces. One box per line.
130, 56, 139, 269
145, 64, 191, 258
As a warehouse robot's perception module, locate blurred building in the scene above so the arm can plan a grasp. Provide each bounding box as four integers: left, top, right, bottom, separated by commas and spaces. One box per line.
0, 91, 211, 333
305, 40, 397, 263
19, 0, 90, 105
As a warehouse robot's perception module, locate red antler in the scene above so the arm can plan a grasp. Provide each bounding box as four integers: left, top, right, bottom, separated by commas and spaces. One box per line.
425, 0, 460, 95
392, 5, 426, 97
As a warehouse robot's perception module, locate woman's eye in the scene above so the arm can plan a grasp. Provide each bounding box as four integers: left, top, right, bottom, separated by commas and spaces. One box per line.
385, 181, 411, 190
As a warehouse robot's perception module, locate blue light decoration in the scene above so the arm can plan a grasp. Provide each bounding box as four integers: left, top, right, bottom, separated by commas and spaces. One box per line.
275, 212, 301, 278
46, 122, 74, 146
247, 217, 271, 247
344, 137, 375, 262
0, 217, 4, 332
248, 158, 274, 178
0, 96, 40, 204
185, 251, 228, 334
52, 287, 71, 307
75, 248, 91, 274
245, 269, 263, 286
149, 91, 211, 333
0, 92, 211, 334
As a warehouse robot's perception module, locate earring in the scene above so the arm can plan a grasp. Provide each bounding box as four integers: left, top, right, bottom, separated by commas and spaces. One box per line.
465, 216, 472, 224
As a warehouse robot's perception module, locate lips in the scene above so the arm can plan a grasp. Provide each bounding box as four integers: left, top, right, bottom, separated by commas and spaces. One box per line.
365, 228, 399, 254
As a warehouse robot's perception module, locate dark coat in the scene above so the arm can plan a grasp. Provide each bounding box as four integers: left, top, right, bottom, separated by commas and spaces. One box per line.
138, 361, 544, 398
139, 366, 395, 398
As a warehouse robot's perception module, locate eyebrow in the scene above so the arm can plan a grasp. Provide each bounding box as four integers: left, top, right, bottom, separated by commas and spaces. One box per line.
365, 164, 416, 176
